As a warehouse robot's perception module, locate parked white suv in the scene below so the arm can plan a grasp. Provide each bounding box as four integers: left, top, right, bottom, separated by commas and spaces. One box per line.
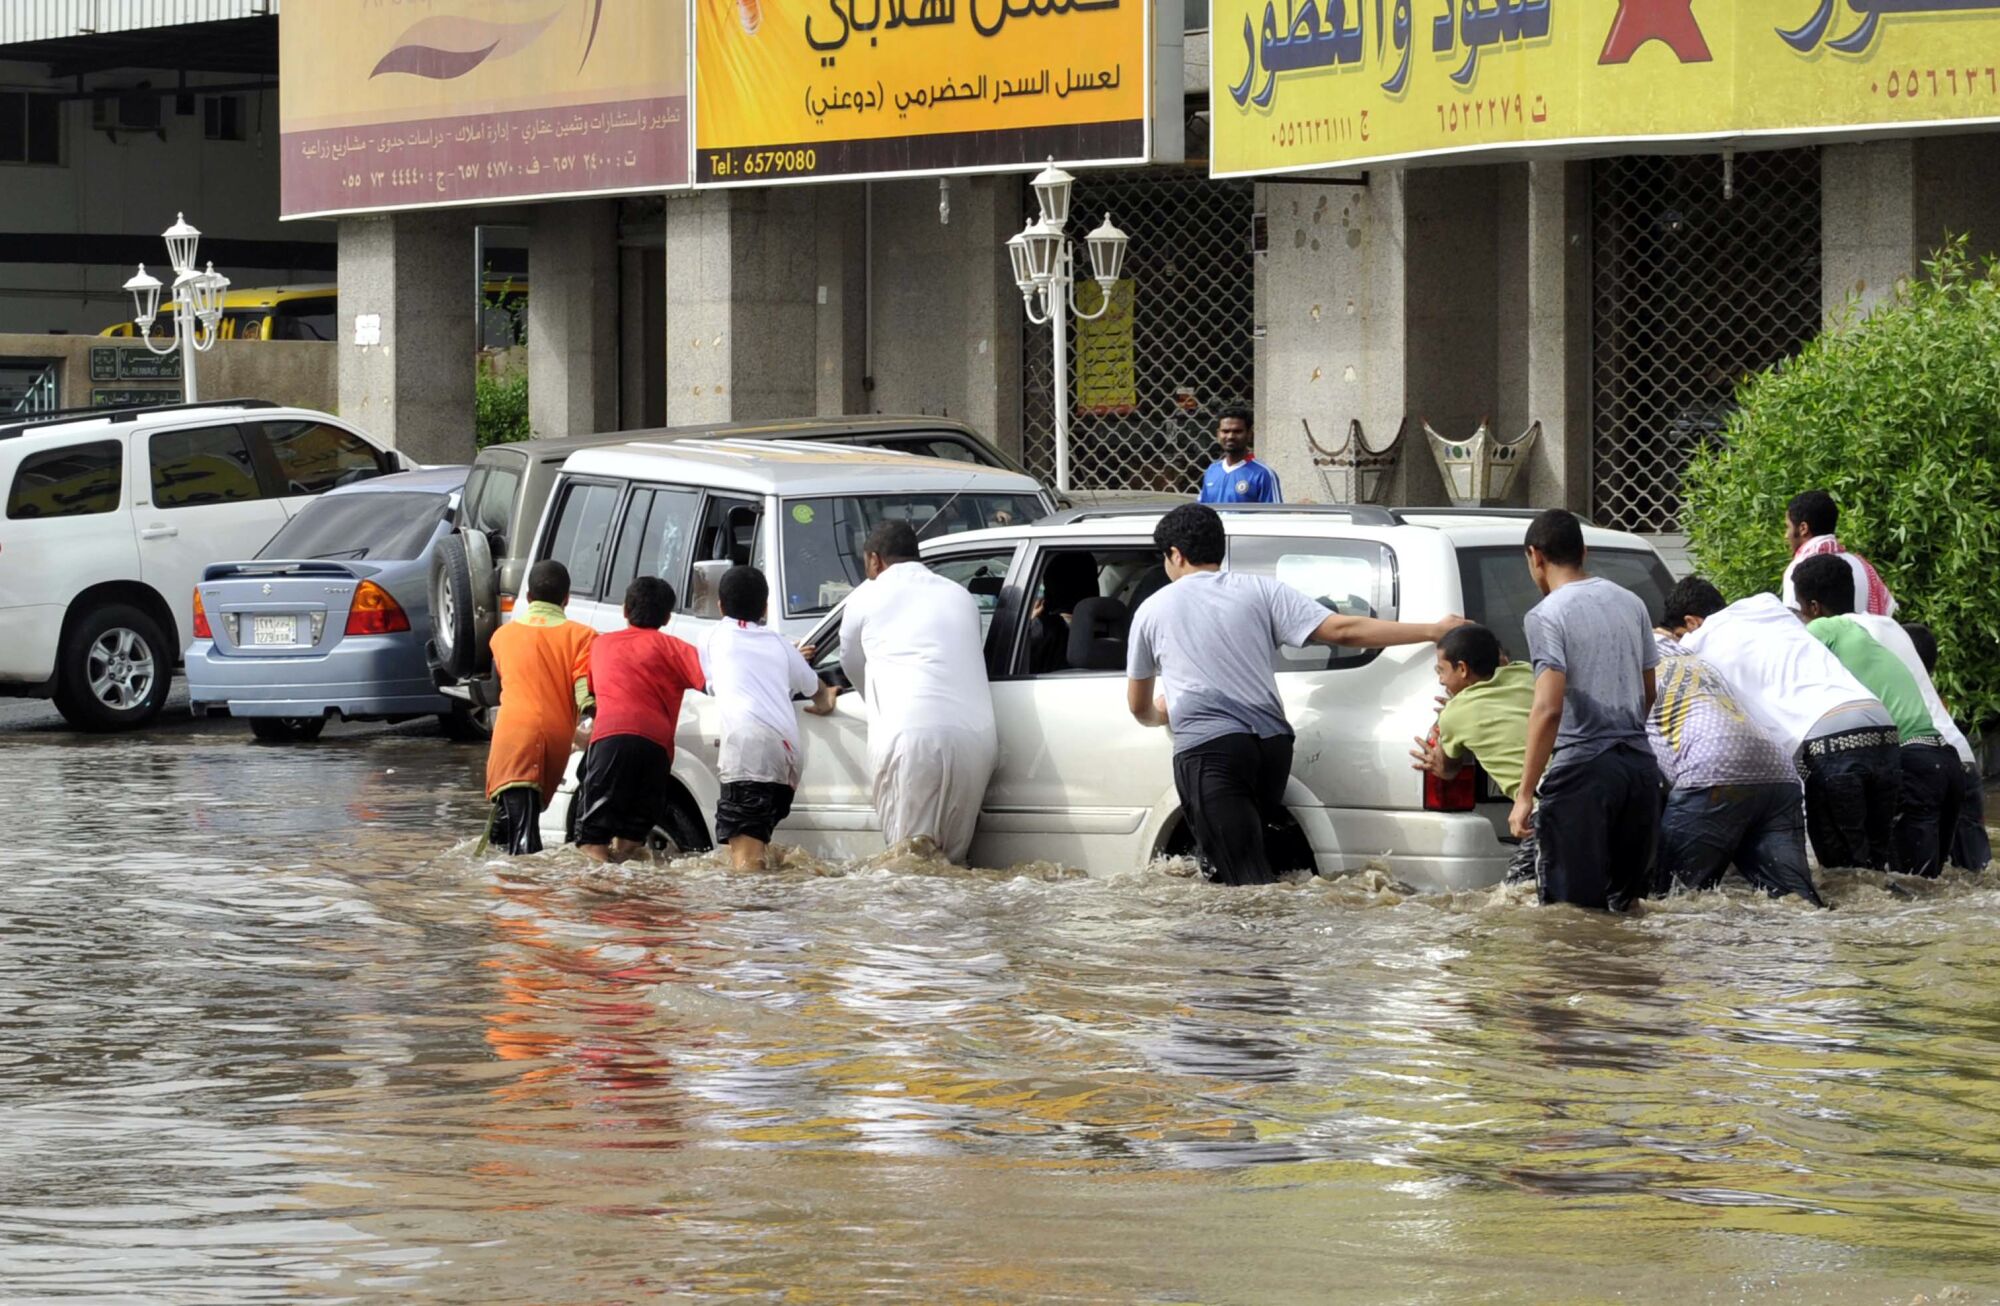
0, 400, 410, 729
546, 504, 1675, 888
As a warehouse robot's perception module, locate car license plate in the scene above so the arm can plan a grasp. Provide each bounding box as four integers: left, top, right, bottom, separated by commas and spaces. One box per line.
252, 615, 299, 646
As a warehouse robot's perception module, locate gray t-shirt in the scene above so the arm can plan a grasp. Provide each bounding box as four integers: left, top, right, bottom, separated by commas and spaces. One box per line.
1523, 575, 1657, 770
1126, 570, 1329, 753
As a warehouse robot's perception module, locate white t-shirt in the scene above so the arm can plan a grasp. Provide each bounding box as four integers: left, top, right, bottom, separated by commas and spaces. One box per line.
838, 561, 995, 752
1681, 593, 1879, 756
700, 618, 823, 785
1849, 612, 1975, 770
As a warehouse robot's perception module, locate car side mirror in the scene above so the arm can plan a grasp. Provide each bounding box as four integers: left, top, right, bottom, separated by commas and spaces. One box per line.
688, 559, 731, 620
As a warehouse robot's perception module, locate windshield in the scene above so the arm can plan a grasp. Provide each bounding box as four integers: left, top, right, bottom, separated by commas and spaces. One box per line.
1457, 546, 1676, 663
779, 491, 1045, 617
258, 492, 450, 562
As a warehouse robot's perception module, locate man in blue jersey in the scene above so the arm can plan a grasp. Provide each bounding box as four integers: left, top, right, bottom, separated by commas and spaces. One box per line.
1198, 404, 1282, 504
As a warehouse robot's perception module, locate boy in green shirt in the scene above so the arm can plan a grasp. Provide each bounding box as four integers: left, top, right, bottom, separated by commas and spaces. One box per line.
1793, 554, 1960, 877
1410, 624, 1536, 882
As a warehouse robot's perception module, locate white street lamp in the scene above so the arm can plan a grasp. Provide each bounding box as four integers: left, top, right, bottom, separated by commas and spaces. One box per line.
1009, 160, 1132, 494
125, 213, 226, 402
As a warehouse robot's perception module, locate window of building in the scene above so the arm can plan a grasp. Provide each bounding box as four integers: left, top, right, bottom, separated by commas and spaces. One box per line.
149, 425, 261, 508
252, 420, 388, 496
203, 95, 243, 141
8, 440, 122, 519
0, 92, 61, 165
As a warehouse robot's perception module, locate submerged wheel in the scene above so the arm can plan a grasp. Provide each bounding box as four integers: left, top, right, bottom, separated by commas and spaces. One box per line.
250, 716, 327, 743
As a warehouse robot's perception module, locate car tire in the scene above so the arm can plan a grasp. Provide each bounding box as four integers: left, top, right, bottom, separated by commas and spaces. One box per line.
250, 716, 327, 744
429, 530, 499, 680
52, 603, 172, 732
438, 700, 493, 743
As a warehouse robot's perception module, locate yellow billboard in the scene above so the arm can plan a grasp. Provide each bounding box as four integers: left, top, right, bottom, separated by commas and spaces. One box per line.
280, 0, 689, 218
694, 0, 1150, 183
1209, 0, 2000, 177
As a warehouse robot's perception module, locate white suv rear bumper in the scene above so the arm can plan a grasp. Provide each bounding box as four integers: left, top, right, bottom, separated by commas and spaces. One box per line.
1294, 805, 1514, 893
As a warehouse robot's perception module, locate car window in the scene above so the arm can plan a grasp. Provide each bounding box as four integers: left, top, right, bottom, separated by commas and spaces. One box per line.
1456, 546, 1674, 663
543, 480, 622, 598
271, 300, 337, 342
258, 492, 449, 562
605, 484, 703, 600
808, 546, 1017, 679
7, 440, 123, 520
778, 491, 1046, 618
253, 420, 387, 496
1228, 536, 1399, 671
464, 461, 523, 551
694, 494, 764, 571
1015, 547, 1159, 676
149, 425, 262, 509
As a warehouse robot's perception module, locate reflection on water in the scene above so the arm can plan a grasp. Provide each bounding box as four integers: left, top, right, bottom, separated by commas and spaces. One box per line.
5, 733, 2000, 1302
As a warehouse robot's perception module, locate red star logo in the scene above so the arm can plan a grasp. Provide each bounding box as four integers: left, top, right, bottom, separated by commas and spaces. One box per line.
1600, 0, 1713, 64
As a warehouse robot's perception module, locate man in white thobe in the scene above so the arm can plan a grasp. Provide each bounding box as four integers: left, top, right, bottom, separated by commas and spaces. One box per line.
837, 519, 997, 863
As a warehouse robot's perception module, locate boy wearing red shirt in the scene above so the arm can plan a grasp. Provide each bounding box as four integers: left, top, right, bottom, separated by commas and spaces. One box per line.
576, 576, 706, 864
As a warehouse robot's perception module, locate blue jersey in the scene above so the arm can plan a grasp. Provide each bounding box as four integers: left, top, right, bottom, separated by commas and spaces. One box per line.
1199, 457, 1282, 504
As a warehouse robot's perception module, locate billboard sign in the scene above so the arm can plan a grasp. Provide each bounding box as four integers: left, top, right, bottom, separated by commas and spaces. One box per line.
280, 0, 690, 218
694, 0, 1152, 183
1209, 0, 2000, 178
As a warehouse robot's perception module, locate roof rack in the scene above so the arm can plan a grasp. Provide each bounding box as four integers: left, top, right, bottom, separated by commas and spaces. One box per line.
1389, 505, 1604, 527
1044, 502, 1401, 528
0, 397, 281, 442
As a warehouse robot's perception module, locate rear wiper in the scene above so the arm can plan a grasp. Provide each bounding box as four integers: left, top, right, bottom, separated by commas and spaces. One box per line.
312, 548, 369, 560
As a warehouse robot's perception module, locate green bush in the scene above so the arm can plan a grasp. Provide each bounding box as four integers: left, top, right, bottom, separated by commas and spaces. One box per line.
1683, 236, 2000, 727
476, 368, 529, 448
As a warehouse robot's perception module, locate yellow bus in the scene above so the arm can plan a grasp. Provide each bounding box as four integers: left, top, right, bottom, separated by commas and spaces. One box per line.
100, 279, 527, 345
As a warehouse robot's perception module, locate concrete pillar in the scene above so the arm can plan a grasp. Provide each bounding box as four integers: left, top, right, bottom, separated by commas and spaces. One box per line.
1822, 140, 1918, 325
1523, 159, 1593, 515
1401, 166, 1502, 506
525, 199, 617, 440
664, 189, 818, 425
336, 212, 476, 464
814, 184, 867, 416
1252, 175, 1409, 504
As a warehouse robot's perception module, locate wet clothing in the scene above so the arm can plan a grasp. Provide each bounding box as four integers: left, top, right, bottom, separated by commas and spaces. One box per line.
1658, 782, 1821, 905
701, 618, 820, 786
1524, 576, 1657, 771
1173, 732, 1296, 886
840, 561, 997, 863
484, 602, 596, 846
1199, 455, 1282, 504
1647, 635, 1798, 790
587, 627, 706, 750
1531, 742, 1661, 911
715, 780, 796, 846
487, 786, 544, 856
1800, 726, 1900, 872
1783, 535, 1896, 618
1127, 570, 1327, 753
1436, 662, 1534, 800
1850, 613, 1976, 768
1897, 741, 1964, 879
1503, 834, 1539, 885
1805, 617, 1938, 744
1952, 766, 1992, 872
575, 734, 674, 848
1681, 594, 1879, 757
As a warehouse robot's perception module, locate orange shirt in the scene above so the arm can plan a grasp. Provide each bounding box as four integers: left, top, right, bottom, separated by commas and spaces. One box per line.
485, 603, 597, 804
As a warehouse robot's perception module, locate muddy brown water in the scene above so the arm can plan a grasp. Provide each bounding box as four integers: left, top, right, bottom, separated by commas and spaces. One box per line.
4, 729, 2000, 1303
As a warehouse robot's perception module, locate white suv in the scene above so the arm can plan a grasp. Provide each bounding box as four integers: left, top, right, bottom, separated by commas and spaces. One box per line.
0, 401, 410, 729
547, 504, 1675, 889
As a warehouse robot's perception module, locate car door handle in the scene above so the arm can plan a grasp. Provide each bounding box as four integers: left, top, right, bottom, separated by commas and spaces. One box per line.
139, 525, 178, 540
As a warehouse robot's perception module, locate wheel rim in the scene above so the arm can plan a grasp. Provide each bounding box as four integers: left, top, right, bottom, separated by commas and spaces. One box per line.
435, 577, 457, 653
87, 627, 156, 711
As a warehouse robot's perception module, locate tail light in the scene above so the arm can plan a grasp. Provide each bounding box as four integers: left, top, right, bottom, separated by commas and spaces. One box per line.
345, 580, 411, 636
499, 593, 516, 614
192, 588, 212, 639
1424, 766, 1479, 812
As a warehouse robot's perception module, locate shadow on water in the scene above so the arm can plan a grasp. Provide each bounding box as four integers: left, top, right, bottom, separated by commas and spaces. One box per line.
5, 732, 2000, 1301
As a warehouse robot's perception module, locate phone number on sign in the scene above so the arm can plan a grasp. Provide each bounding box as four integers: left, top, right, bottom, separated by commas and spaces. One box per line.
704, 148, 821, 180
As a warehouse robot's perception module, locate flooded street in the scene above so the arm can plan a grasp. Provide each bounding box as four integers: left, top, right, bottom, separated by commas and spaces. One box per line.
6, 721, 2000, 1303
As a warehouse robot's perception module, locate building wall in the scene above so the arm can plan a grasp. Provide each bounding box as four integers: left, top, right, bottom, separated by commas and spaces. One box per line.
0, 333, 335, 411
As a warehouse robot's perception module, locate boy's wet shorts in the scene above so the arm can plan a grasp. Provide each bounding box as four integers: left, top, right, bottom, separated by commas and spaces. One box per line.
715, 781, 795, 844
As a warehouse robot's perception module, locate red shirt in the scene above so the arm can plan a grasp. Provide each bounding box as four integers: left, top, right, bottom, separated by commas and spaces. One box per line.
586, 627, 706, 752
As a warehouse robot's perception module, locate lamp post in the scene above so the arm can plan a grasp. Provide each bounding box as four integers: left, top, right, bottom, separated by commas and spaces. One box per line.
1007, 159, 1129, 494
123, 212, 230, 403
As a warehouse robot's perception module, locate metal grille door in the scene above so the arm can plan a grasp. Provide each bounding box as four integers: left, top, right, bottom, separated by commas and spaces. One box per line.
1022, 169, 1254, 491
1590, 149, 1823, 532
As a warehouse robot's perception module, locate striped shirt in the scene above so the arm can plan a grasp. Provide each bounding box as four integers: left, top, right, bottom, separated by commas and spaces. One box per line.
1648, 634, 1799, 790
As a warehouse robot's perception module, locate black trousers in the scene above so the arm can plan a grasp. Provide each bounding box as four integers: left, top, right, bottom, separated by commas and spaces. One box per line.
1173, 732, 1295, 887
1533, 744, 1660, 912
488, 787, 543, 856
1801, 739, 1900, 872
1951, 764, 1991, 873
1896, 744, 1964, 879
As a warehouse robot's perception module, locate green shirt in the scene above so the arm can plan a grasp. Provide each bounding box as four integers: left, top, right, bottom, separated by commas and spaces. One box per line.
1436, 661, 1535, 800
1806, 616, 1938, 743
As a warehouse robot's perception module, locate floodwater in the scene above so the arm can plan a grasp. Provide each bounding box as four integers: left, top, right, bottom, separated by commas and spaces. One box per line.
6, 728, 2000, 1304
